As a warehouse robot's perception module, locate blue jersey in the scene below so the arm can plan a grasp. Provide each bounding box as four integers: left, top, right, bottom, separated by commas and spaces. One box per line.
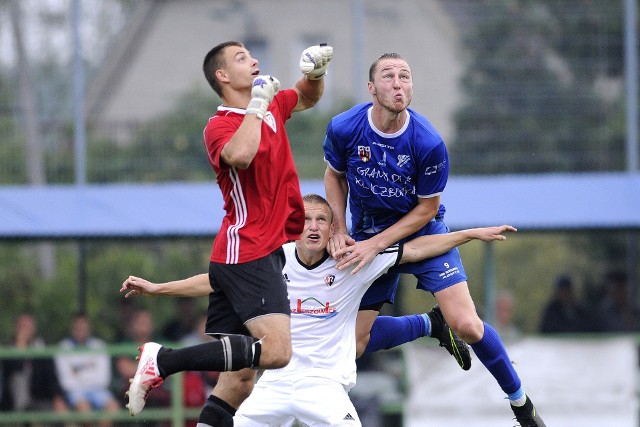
324, 103, 464, 302
323, 103, 449, 237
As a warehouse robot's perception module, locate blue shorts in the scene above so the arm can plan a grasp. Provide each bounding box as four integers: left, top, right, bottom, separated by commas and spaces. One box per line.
357, 219, 467, 307
65, 389, 115, 409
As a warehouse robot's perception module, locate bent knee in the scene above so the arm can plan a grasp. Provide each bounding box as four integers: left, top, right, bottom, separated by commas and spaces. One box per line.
259, 347, 292, 369
271, 348, 292, 368
449, 315, 484, 343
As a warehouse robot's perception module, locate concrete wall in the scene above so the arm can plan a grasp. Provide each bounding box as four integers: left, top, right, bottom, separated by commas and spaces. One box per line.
88, 0, 464, 142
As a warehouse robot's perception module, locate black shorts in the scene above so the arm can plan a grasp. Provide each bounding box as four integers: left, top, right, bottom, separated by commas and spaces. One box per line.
206, 247, 290, 336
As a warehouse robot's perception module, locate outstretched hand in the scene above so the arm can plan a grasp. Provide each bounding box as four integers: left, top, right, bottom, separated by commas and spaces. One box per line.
120, 276, 158, 298
330, 225, 518, 275
473, 225, 517, 241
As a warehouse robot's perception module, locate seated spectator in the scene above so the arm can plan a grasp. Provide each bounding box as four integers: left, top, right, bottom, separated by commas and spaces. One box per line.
494, 291, 521, 342
595, 271, 640, 332
0, 313, 69, 415
179, 313, 211, 347
540, 275, 594, 333
54, 312, 120, 426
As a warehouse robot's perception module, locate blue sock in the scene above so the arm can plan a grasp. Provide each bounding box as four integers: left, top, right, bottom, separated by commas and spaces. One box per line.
364, 314, 429, 354
508, 387, 526, 406
470, 322, 521, 395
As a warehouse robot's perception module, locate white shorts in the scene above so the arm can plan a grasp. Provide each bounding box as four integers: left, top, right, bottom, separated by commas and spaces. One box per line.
234, 376, 361, 427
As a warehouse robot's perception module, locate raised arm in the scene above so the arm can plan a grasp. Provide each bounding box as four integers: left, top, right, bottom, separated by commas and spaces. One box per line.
293, 77, 324, 112
399, 225, 517, 264
220, 75, 281, 169
293, 44, 333, 112
120, 274, 211, 299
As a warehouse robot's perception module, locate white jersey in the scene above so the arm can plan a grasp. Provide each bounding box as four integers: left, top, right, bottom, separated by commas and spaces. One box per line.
55, 337, 113, 392
258, 241, 402, 390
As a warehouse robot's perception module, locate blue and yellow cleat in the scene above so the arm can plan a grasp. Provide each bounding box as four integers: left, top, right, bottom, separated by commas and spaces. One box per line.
428, 305, 472, 371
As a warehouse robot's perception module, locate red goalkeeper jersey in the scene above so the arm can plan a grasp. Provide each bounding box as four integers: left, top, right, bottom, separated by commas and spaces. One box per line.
203, 89, 304, 264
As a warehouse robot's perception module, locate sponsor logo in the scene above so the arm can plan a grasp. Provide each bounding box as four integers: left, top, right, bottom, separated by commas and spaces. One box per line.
353, 166, 417, 198
343, 413, 356, 421
372, 141, 395, 150
356, 166, 413, 184
291, 297, 337, 319
358, 146, 371, 162
283, 273, 290, 283
378, 151, 387, 167
424, 158, 447, 176
397, 154, 410, 167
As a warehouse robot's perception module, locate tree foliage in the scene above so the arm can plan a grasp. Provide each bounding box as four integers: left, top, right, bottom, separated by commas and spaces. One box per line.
0, 0, 637, 341
450, 0, 627, 174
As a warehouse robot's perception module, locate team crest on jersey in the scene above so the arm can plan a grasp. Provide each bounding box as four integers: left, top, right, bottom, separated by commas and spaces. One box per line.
324, 274, 335, 287
397, 154, 410, 167
358, 146, 371, 162
263, 112, 277, 132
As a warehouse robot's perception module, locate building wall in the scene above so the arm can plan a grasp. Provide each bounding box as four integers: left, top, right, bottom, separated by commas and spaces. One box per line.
90, 0, 463, 142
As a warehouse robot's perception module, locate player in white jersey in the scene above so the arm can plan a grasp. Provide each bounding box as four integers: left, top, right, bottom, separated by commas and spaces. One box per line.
120, 194, 515, 426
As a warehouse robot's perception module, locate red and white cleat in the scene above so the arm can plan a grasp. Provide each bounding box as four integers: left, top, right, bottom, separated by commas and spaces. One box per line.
125, 342, 164, 416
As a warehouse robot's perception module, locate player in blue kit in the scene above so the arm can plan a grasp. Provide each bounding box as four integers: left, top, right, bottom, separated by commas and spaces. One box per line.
324, 53, 545, 427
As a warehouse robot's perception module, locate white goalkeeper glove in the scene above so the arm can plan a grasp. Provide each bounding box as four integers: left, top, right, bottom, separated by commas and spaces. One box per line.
246, 75, 281, 119
299, 44, 334, 80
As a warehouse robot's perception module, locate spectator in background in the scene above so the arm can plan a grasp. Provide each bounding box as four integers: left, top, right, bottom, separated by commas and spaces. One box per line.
179, 313, 211, 347
161, 297, 200, 342
0, 313, 69, 416
540, 275, 593, 333
494, 291, 521, 342
54, 312, 119, 426
595, 271, 640, 333
114, 308, 171, 412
